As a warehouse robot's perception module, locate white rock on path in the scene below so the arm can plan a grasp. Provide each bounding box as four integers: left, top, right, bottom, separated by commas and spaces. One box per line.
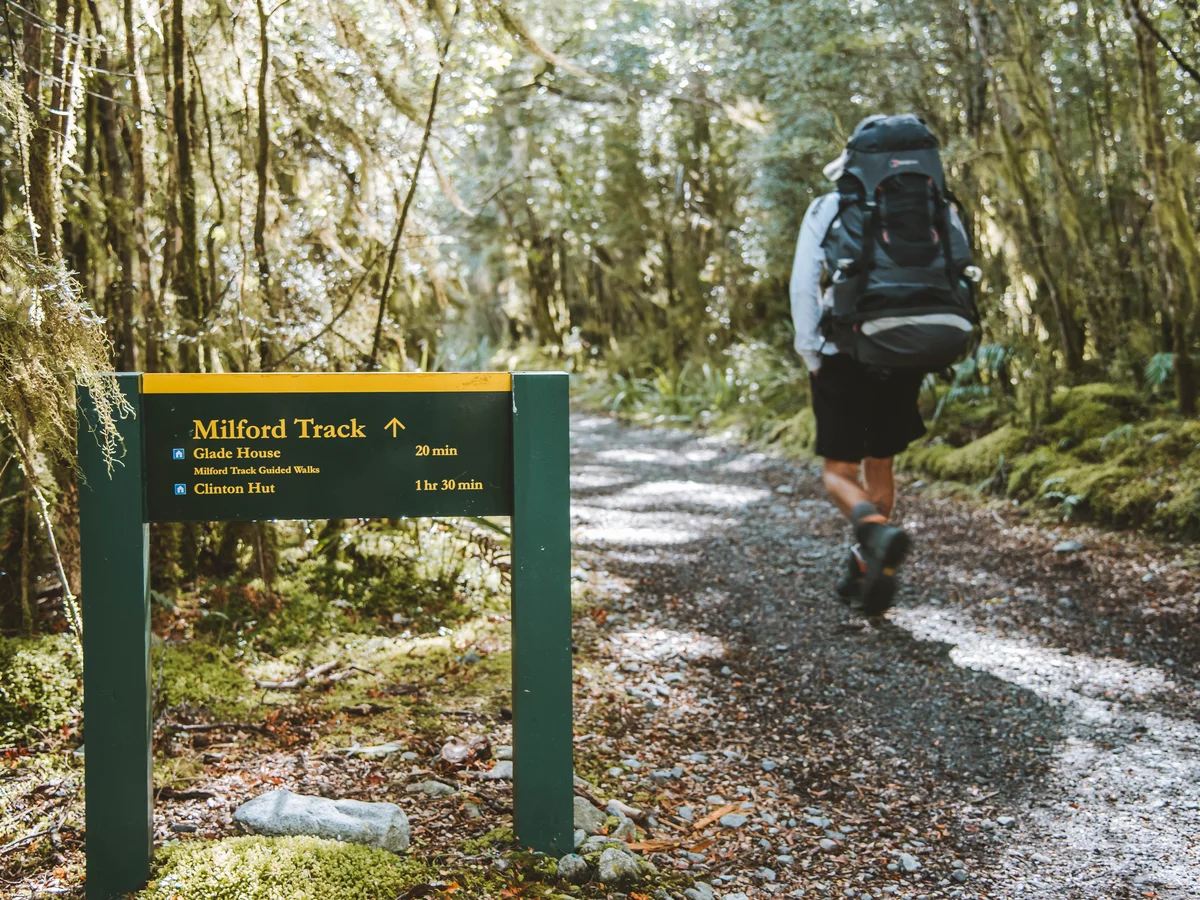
233, 789, 409, 852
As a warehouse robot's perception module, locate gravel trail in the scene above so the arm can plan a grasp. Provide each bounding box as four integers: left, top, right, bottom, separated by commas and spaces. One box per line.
571, 412, 1200, 900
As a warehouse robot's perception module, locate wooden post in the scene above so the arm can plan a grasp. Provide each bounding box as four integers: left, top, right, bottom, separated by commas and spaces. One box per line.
78, 374, 153, 898
510, 371, 573, 855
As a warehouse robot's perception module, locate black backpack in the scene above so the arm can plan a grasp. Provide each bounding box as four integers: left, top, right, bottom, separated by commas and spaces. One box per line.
820, 114, 979, 370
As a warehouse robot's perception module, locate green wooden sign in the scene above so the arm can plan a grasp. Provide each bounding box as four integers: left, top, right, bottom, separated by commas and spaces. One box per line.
140, 373, 514, 521
77, 372, 573, 900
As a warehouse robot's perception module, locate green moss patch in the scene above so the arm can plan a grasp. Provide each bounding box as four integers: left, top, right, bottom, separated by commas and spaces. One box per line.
159, 642, 254, 721
139, 836, 429, 900
903, 424, 1030, 483
901, 382, 1200, 535
0, 635, 80, 744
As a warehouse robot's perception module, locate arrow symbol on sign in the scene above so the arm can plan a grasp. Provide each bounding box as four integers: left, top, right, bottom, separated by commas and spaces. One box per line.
385, 417, 406, 437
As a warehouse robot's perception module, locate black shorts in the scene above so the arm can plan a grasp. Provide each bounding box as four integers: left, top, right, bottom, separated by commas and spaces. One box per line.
810, 354, 926, 463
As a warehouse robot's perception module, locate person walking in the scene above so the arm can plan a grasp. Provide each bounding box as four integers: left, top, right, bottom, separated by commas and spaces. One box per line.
789, 114, 979, 615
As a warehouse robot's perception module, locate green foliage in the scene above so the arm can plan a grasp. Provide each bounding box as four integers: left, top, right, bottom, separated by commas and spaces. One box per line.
292, 521, 505, 626
139, 836, 429, 900
1146, 353, 1175, 389
0, 634, 81, 744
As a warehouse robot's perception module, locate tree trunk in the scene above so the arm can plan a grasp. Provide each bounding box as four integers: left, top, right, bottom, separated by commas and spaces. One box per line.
173, 0, 203, 370
22, 0, 58, 258
124, 0, 162, 372
20, 475, 34, 637
1129, 1, 1200, 415
86, 0, 137, 370
159, 2, 180, 352
254, 0, 277, 369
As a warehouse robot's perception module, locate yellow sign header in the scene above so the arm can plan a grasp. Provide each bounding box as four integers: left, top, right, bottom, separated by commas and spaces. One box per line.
142, 372, 513, 394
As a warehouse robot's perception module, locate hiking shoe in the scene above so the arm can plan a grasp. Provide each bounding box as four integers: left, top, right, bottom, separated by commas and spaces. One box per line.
855, 522, 911, 615
835, 546, 866, 605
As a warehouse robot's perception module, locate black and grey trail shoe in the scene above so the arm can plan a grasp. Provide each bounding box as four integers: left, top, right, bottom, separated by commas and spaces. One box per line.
855, 522, 911, 615
835, 545, 866, 605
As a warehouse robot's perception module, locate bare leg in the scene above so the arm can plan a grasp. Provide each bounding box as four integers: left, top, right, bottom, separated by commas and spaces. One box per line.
822, 460, 886, 525
862, 457, 896, 520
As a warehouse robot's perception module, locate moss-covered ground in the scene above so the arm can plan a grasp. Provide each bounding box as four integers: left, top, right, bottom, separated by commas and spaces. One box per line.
898, 383, 1200, 536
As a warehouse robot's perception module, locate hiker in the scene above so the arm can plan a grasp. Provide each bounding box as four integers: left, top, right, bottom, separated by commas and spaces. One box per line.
789, 114, 978, 614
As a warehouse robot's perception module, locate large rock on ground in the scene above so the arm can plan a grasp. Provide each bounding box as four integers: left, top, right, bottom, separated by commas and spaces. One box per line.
233, 789, 410, 852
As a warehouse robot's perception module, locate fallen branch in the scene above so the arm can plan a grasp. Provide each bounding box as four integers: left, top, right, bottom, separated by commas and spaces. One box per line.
165, 722, 277, 741
157, 786, 218, 801
255, 660, 339, 690
0, 813, 71, 857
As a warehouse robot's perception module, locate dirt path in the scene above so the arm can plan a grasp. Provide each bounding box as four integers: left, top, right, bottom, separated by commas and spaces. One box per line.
571, 412, 1200, 900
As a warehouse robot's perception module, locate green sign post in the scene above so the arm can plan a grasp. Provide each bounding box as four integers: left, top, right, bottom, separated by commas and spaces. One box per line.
77, 372, 572, 899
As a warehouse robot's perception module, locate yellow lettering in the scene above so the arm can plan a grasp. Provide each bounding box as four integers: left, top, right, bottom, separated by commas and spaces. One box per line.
193, 419, 217, 440
294, 418, 314, 438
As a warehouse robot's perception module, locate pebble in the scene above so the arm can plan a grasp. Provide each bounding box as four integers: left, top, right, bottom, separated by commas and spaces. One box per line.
899, 853, 921, 872
997, 816, 1016, 826
819, 839, 838, 852
806, 816, 832, 829
556, 853, 590, 885
677, 806, 695, 822
684, 885, 716, 900
719, 813, 748, 828
952, 869, 969, 883
409, 780, 457, 798
597, 847, 642, 885
720, 666, 733, 676
687, 752, 709, 764
775, 854, 794, 866
721, 894, 750, 900
495, 745, 513, 760
761, 759, 777, 772
580, 836, 626, 855
612, 818, 638, 841
573, 828, 586, 848
474, 760, 513, 780
573, 797, 609, 835
757, 868, 777, 881
1053, 540, 1085, 553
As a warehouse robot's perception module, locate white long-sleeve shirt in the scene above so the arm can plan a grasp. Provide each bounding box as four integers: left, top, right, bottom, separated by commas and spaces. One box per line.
789, 192, 840, 373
